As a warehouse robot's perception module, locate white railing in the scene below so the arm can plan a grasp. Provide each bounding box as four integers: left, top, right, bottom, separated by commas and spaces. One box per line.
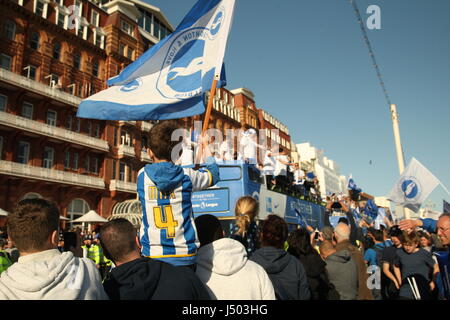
0, 111, 109, 152
140, 121, 153, 132
140, 150, 152, 163
118, 144, 135, 157
0, 160, 105, 189
0, 68, 82, 107
119, 121, 136, 126
109, 179, 137, 193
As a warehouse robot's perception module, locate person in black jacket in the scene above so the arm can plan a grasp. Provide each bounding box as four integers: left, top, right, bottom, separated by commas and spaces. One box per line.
99, 219, 211, 300
250, 215, 310, 300
287, 228, 338, 300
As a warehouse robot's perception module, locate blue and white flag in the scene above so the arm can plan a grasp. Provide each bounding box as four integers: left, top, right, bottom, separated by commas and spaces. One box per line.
348, 177, 362, 193
363, 199, 379, 224
387, 157, 440, 212
77, 0, 235, 120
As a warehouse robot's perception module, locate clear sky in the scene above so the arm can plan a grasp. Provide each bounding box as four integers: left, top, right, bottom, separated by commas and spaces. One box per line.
145, 0, 450, 211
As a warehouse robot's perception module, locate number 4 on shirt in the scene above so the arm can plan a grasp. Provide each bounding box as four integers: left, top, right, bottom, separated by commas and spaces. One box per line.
153, 205, 178, 238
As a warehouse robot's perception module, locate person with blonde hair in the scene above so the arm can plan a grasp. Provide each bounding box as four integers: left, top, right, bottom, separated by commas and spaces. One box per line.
230, 196, 260, 258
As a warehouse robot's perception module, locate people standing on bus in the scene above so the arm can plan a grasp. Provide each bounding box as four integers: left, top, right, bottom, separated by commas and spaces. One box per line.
260, 146, 276, 189
292, 163, 306, 198
194, 214, 275, 300
273, 148, 293, 192
230, 196, 260, 258
219, 134, 234, 162
137, 120, 220, 268
250, 215, 310, 300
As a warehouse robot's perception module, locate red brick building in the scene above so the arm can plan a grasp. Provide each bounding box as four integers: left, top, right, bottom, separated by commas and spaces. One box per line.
0, 0, 173, 226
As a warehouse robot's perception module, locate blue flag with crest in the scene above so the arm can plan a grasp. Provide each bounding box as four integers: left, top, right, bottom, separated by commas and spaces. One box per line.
77, 0, 235, 120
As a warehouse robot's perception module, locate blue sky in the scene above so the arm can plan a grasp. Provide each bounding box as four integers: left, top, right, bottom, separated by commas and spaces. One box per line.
145, 0, 450, 211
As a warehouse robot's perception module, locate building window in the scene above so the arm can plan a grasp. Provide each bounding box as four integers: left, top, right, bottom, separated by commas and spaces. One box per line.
4, 20, 16, 41
92, 61, 99, 77
30, 32, 40, 49
46, 110, 57, 126
23, 65, 37, 80
0, 54, 12, 70
127, 47, 134, 60
0, 95, 7, 112
21, 102, 33, 119
35, 0, 47, 18
76, 118, 80, 132
113, 128, 118, 146
65, 115, 72, 130
138, 9, 152, 34
91, 10, 99, 27
119, 162, 126, 181
119, 43, 125, 56
17, 141, 30, 164
153, 19, 160, 39
94, 32, 103, 48
64, 150, 70, 169
91, 157, 98, 174
86, 121, 92, 136
73, 152, 78, 170
112, 160, 117, 179
53, 43, 61, 60
73, 53, 81, 70
43, 147, 54, 169
121, 20, 133, 36
95, 124, 100, 138
56, 10, 66, 28
84, 155, 90, 172
67, 198, 90, 226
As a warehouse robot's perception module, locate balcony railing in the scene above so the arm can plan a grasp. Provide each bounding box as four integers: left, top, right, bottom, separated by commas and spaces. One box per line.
140, 150, 152, 163
117, 144, 136, 157
109, 179, 137, 193
0, 111, 109, 152
0, 68, 82, 107
0, 160, 105, 189
118, 121, 136, 126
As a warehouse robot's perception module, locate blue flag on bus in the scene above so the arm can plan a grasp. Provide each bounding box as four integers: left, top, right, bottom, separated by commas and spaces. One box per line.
77, 0, 235, 120
363, 199, 378, 223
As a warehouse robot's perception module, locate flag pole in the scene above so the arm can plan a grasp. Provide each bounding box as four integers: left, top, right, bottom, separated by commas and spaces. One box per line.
390, 103, 410, 219
194, 77, 219, 164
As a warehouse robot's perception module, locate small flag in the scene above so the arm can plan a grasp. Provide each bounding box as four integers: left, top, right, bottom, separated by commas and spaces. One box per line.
348, 178, 362, 193
362, 199, 378, 223
387, 158, 440, 212
77, 0, 235, 120
444, 200, 450, 214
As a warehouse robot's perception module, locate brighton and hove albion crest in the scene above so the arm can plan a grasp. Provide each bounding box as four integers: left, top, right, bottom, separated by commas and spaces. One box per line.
157, 6, 226, 100
398, 176, 421, 202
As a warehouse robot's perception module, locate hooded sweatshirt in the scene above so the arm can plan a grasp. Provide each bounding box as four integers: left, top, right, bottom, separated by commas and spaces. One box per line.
196, 238, 275, 300
0, 249, 108, 300
137, 160, 220, 266
103, 257, 211, 300
250, 247, 310, 300
325, 249, 358, 300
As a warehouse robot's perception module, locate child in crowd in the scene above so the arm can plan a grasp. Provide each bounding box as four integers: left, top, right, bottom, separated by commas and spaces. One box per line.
393, 231, 439, 300
137, 120, 220, 267
230, 196, 260, 258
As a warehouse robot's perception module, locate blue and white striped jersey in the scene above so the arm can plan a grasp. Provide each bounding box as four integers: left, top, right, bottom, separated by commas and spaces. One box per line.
137, 161, 219, 266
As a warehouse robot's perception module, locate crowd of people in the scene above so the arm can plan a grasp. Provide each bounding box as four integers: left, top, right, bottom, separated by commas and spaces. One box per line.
0, 120, 448, 300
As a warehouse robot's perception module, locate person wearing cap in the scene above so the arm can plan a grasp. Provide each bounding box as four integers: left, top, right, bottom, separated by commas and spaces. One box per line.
380, 225, 403, 299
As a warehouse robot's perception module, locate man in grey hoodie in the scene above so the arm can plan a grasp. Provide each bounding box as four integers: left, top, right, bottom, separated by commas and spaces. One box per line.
0, 198, 108, 300
320, 241, 358, 300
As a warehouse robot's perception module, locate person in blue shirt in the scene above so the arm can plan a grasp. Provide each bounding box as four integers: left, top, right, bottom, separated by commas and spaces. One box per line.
137, 120, 220, 268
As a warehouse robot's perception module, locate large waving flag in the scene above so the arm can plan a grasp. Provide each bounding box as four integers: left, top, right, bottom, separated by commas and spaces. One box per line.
348, 177, 362, 193
387, 158, 440, 212
77, 0, 235, 120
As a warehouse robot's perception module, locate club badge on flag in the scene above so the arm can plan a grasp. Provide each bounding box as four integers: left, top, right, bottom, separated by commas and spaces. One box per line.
387, 158, 440, 212
77, 0, 235, 121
